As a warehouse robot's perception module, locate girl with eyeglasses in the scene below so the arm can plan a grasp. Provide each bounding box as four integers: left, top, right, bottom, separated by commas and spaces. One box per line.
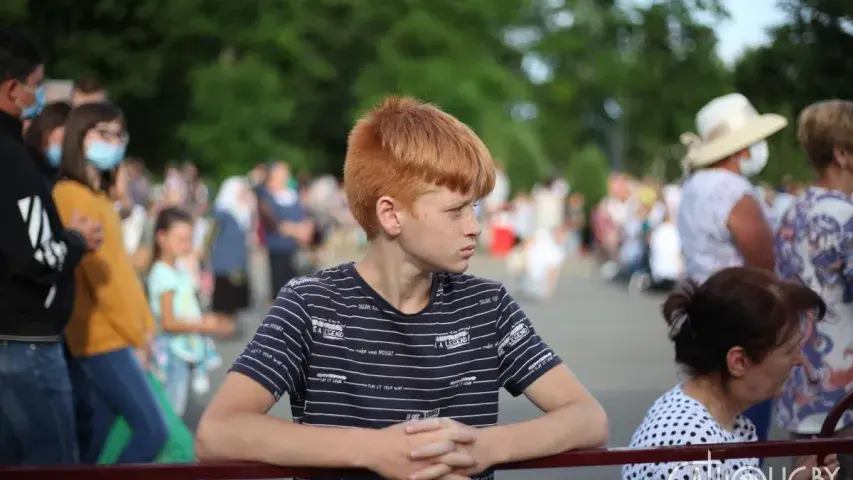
52, 101, 167, 463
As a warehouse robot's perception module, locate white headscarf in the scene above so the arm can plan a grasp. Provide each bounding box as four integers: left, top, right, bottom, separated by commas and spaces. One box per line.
214, 176, 252, 230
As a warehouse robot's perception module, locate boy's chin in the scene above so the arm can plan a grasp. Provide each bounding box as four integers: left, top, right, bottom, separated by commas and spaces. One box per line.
411, 252, 472, 275
439, 259, 471, 274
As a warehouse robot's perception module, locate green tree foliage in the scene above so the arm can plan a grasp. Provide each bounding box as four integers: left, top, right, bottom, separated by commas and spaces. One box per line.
527, 0, 730, 180
6, 0, 846, 189
734, 0, 853, 183
8, 0, 551, 182
618, 2, 732, 179
564, 143, 608, 209
179, 54, 297, 176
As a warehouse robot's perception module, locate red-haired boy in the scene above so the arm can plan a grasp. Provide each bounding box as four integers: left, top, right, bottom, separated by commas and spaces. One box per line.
197, 97, 609, 480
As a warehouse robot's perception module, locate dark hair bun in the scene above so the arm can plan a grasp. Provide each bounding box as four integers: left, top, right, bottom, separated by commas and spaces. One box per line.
663, 266, 827, 379
662, 281, 696, 338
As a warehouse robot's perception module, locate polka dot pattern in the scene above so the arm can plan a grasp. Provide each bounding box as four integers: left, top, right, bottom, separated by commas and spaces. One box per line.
621, 385, 760, 480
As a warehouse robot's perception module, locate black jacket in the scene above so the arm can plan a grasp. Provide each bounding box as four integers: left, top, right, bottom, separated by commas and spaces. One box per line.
0, 110, 86, 339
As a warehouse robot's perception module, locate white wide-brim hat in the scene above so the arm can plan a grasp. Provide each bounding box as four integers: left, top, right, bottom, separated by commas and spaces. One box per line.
680, 93, 788, 171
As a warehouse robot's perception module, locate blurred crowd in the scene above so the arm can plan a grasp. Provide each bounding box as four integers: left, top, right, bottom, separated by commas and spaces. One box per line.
5, 25, 853, 480
587, 172, 807, 294
441, 137, 807, 307
471, 92, 853, 478
476, 166, 581, 302
0, 29, 362, 466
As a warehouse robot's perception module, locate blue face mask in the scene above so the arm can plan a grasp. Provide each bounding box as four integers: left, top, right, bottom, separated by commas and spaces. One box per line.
45, 143, 62, 167
20, 86, 45, 120
86, 141, 126, 171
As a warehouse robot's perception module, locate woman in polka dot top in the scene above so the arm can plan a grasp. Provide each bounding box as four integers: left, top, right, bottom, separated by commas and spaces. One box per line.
622, 266, 838, 480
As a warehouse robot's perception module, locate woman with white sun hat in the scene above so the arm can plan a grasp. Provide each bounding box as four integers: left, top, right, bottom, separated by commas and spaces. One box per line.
676, 93, 788, 444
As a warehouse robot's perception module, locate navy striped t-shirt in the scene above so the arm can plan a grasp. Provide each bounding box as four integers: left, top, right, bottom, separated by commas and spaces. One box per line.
230, 262, 562, 480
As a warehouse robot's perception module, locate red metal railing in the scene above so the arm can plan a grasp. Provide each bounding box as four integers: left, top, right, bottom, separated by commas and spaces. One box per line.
4, 391, 853, 479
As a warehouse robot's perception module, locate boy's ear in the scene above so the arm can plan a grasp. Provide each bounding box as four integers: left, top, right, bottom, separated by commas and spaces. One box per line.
376, 195, 402, 237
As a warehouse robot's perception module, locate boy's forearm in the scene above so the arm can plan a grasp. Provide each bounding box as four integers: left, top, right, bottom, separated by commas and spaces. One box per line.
481, 399, 609, 466
196, 411, 377, 468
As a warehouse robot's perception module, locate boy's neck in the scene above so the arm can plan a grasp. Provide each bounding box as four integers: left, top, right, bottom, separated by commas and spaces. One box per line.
355, 241, 433, 315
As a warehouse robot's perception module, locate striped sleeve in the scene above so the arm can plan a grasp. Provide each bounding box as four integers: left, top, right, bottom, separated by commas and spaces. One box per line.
495, 285, 562, 396
230, 285, 311, 400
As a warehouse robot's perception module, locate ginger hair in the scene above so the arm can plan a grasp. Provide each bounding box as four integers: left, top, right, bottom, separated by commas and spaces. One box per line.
343, 96, 496, 238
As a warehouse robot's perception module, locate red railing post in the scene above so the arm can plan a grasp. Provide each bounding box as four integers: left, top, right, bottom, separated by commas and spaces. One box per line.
817, 389, 853, 464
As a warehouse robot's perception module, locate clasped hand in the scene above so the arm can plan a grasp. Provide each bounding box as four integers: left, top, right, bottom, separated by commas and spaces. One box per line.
369, 417, 489, 480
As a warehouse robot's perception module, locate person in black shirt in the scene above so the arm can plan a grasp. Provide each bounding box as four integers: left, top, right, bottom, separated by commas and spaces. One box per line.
0, 28, 103, 466
197, 97, 609, 480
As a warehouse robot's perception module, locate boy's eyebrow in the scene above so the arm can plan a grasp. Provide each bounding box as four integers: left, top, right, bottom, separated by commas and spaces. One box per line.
447, 197, 475, 208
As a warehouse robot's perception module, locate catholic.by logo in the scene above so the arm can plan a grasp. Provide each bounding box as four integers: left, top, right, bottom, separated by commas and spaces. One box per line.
666, 451, 840, 480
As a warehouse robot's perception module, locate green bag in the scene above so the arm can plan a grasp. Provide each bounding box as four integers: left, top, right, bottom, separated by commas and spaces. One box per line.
97, 372, 196, 464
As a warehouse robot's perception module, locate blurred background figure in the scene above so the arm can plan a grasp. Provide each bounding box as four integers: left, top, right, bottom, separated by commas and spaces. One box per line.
518, 225, 569, 301
565, 192, 586, 256
255, 161, 312, 302
206, 176, 254, 336
71, 77, 107, 106
148, 207, 226, 418
774, 100, 853, 477
22, 100, 71, 184
53, 101, 167, 464
642, 189, 682, 292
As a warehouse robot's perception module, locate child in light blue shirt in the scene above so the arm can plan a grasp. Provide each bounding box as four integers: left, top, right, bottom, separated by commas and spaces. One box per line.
148, 207, 225, 416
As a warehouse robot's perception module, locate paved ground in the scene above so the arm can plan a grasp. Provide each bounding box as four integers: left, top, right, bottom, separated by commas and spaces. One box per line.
183, 255, 790, 479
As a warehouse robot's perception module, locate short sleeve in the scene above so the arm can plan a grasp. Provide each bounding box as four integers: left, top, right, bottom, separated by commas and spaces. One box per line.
229, 284, 311, 400
147, 263, 178, 299
708, 174, 755, 226
495, 285, 562, 396
815, 201, 853, 297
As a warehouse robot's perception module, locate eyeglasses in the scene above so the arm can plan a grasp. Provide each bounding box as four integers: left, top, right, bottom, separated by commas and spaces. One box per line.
94, 128, 130, 143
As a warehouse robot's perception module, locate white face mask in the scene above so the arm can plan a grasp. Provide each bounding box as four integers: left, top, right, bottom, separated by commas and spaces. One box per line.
740, 141, 769, 177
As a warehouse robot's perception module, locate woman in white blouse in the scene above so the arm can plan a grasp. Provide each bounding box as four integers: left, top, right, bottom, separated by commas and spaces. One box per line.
623, 266, 837, 480
677, 93, 786, 442
677, 93, 782, 283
